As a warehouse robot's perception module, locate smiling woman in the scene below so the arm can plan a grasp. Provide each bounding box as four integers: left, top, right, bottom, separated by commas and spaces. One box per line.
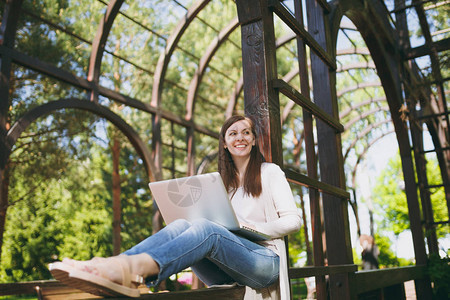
0, 0, 446, 299
49, 115, 301, 299
218, 116, 264, 199
225, 120, 255, 156
224, 119, 256, 173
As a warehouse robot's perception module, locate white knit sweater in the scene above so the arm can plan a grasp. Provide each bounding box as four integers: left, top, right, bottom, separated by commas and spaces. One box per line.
231, 163, 301, 300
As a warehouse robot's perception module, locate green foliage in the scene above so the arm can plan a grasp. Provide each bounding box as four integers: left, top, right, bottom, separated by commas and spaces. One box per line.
0, 112, 113, 282
373, 155, 411, 236
288, 226, 306, 267
422, 156, 448, 238
371, 153, 448, 268
290, 279, 308, 299
373, 153, 448, 239
116, 145, 154, 249
352, 247, 362, 268
373, 234, 413, 268
287, 186, 308, 267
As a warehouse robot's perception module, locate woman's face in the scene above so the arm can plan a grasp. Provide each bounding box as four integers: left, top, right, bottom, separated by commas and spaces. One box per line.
224, 119, 255, 160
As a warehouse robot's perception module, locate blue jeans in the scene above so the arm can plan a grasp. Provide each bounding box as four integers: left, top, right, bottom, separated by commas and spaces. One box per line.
123, 218, 279, 289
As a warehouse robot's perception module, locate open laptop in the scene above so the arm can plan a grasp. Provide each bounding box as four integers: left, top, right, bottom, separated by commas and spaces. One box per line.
148, 172, 270, 241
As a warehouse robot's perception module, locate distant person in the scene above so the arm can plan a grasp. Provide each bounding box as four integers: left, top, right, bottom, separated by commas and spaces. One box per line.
49, 115, 301, 299
360, 234, 379, 270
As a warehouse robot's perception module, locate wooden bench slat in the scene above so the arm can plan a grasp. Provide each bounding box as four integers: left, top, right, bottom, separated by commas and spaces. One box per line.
0, 280, 245, 299
127, 286, 245, 300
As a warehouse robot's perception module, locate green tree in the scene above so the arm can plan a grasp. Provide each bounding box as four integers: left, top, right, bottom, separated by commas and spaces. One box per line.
372, 153, 448, 267
0, 109, 110, 282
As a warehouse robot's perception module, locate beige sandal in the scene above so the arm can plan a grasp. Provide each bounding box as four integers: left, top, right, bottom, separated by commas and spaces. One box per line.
49, 256, 144, 298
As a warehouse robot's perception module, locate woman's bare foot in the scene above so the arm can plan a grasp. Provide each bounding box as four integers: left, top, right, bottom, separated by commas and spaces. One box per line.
61, 256, 135, 287
60, 254, 159, 287
62, 257, 106, 267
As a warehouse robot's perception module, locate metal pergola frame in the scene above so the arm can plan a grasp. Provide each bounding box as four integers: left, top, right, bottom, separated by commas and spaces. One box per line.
0, 0, 448, 299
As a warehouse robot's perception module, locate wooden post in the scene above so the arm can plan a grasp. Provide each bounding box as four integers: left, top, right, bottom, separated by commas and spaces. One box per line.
293, 0, 327, 298
306, 0, 354, 299
235, 0, 282, 165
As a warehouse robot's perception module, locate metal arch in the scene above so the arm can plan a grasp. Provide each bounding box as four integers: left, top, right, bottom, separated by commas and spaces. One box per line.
226, 66, 301, 122
0, 0, 23, 169
345, 129, 396, 250
344, 106, 390, 130
414, 4, 449, 142
395, 1, 450, 208
346, 124, 394, 235
87, 0, 125, 102
282, 95, 391, 168
339, 97, 386, 119
185, 17, 240, 120
331, 2, 431, 284
6, 98, 159, 182
195, 151, 218, 175
350, 129, 396, 189
150, 0, 210, 173
339, 22, 357, 31
224, 30, 391, 177
0, 0, 23, 111
280, 68, 301, 123
276, 32, 296, 48
336, 61, 376, 72
227, 44, 376, 122
336, 48, 371, 56
343, 118, 393, 161
282, 67, 382, 122
225, 31, 377, 121
185, 16, 239, 174
151, 0, 211, 108
226, 77, 243, 118
336, 81, 382, 97
0, 0, 22, 48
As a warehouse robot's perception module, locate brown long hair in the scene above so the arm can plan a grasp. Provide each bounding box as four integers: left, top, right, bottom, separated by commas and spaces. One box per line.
218, 115, 265, 197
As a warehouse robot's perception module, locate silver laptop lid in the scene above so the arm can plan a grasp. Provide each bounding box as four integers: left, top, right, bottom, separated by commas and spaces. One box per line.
148, 172, 240, 229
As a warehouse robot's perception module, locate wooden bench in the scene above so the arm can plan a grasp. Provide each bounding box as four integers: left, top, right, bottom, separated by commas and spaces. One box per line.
0, 280, 245, 299
0, 280, 98, 299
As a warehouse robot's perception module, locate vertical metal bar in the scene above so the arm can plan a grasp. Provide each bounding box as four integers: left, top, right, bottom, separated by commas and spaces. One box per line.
186, 124, 195, 176
171, 121, 175, 178
87, 0, 124, 102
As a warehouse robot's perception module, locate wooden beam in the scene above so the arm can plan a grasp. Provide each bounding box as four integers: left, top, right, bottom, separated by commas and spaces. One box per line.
355, 266, 426, 295
273, 79, 344, 132
405, 37, 450, 59
284, 168, 350, 199
289, 264, 357, 278
267, 0, 336, 70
